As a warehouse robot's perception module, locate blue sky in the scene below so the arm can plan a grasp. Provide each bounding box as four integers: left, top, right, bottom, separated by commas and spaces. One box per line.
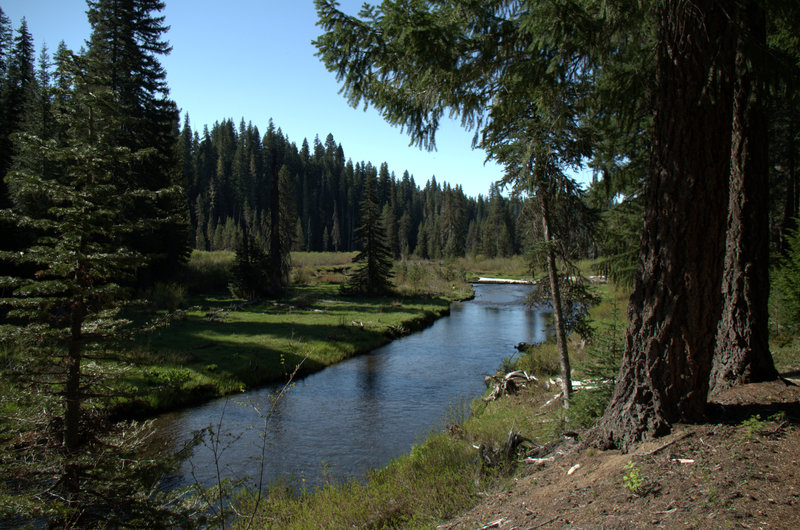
3, 0, 519, 198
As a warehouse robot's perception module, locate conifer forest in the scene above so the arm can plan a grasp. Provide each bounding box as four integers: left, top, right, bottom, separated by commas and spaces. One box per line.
1, 0, 800, 527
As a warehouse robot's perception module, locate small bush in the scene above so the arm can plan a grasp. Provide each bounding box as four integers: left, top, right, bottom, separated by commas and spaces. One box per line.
393, 260, 471, 298
292, 265, 315, 285
568, 302, 625, 428
622, 460, 643, 495
515, 342, 560, 376
146, 282, 187, 312
186, 250, 235, 294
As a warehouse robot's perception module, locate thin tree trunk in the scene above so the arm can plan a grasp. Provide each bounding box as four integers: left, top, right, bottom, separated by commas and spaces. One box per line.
64, 299, 85, 497
64, 301, 84, 453
595, 0, 734, 451
541, 190, 571, 408
711, 2, 779, 396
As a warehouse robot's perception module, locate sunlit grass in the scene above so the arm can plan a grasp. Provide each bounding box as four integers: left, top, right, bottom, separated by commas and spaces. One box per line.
115, 283, 456, 415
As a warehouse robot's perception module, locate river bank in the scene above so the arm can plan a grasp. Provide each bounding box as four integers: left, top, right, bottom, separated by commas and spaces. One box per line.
112, 283, 472, 419
153, 282, 547, 497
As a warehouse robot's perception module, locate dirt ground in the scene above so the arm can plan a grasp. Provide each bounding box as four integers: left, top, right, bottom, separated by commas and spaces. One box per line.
439, 380, 800, 529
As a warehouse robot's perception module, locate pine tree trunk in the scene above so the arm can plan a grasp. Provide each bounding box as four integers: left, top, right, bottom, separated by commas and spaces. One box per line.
64, 299, 85, 497
541, 191, 571, 407
595, 0, 734, 451
710, 2, 779, 395
64, 300, 84, 454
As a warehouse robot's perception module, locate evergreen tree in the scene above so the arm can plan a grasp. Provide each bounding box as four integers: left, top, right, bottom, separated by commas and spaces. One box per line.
0, 8, 11, 84
0, 50, 186, 524
231, 225, 271, 299
293, 217, 305, 251
1, 18, 36, 193
597, 1, 738, 449
381, 202, 399, 258
331, 201, 342, 251
314, 0, 784, 444
344, 172, 394, 295
711, 1, 778, 395
85, 0, 189, 285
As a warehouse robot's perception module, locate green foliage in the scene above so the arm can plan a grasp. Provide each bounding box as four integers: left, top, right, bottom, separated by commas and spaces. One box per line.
343, 174, 395, 296
145, 282, 188, 312
525, 274, 600, 339
185, 250, 235, 294
622, 460, 643, 495
774, 222, 800, 335
741, 414, 763, 437
230, 231, 273, 299
180, 116, 551, 265
568, 299, 626, 428
515, 342, 561, 376
393, 260, 472, 298
0, 1, 192, 523
85, 0, 190, 286
595, 196, 643, 289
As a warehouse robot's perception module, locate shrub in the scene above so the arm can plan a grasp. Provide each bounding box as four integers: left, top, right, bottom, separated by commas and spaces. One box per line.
515, 342, 561, 376
292, 265, 315, 286
146, 282, 187, 312
230, 234, 273, 299
186, 250, 235, 294
568, 302, 625, 428
774, 221, 800, 336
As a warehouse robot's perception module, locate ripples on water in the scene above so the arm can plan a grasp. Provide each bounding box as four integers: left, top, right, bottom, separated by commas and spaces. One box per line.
155, 283, 549, 492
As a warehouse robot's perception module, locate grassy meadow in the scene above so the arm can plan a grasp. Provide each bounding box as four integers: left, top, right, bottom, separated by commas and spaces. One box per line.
108, 251, 475, 416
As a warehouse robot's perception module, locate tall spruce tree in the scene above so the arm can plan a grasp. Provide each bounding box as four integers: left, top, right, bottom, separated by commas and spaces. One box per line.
1, 18, 36, 200
345, 172, 394, 295
596, 1, 736, 449
85, 0, 189, 285
0, 49, 187, 525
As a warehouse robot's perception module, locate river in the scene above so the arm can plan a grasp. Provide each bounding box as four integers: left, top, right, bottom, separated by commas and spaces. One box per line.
154, 283, 549, 492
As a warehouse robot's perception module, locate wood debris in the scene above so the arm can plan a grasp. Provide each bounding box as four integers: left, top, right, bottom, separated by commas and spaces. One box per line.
484, 370, 537, 401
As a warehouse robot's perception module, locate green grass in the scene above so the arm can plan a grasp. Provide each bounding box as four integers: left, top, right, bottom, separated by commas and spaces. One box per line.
95, 253, 483, 416
455, 255, 531, 281
111, 284, 459, 415
291, 251, 357, 268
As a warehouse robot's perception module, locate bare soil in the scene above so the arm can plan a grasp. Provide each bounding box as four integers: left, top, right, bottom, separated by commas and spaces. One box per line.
440, 380, 800, 529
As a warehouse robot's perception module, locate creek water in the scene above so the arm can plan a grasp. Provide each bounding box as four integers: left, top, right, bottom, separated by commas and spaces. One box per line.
154, 283, 549, 492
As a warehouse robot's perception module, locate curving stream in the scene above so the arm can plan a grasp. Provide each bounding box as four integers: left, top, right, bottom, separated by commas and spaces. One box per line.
154, 283, 549, 492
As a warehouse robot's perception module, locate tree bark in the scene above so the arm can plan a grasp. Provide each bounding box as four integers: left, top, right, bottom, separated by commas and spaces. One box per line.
595, 0, 734, 451
64, 300, 84, 454
710, 2, 779, 396
541, 190, 572, 407
64, 298, 85, 498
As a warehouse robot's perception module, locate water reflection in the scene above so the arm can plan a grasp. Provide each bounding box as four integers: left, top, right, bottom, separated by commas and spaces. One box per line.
154, 283, 548, 492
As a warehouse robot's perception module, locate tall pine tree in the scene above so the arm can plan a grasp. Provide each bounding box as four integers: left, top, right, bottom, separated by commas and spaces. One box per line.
0, 49, 187, 525
85, 0, 189, 285
344, 171, 394, 295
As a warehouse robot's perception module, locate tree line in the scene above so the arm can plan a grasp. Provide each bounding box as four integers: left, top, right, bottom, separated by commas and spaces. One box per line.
180, 117, 538, 260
